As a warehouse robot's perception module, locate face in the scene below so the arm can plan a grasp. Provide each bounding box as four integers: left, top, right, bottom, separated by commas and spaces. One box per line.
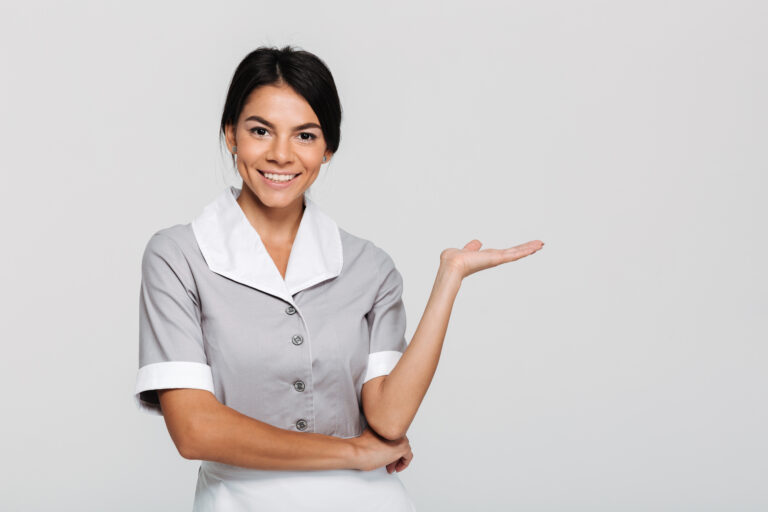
225, 83, 332, 210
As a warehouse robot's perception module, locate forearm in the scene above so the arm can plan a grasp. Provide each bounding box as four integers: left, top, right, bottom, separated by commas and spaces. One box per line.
185, 401, 358, 471
370, 264, 462, 438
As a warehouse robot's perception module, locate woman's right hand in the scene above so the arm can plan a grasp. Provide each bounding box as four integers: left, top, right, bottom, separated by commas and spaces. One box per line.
348, 427, 413, 472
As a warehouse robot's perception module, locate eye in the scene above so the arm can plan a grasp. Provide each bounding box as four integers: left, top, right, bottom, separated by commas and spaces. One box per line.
249, 127, 268, 136
298, 132, 317, 142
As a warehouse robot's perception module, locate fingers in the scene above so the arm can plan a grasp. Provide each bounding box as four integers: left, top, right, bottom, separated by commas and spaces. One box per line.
469, 240, 544, 266
386, 445, 414, 474
396, 449, 414, 472
458, 240, 543, 276
501, 240, 544, 260
503, 240, 543, 253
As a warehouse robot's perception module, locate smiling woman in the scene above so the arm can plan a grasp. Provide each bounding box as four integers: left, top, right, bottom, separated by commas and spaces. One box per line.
133, 44, 544, 512
134, 46, 419, 512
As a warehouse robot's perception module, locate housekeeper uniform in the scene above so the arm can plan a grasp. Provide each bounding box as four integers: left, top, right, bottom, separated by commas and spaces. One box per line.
134, 185, 416, 511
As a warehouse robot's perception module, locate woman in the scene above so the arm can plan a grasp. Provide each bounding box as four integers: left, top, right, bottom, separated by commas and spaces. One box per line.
134, 45, 544, 511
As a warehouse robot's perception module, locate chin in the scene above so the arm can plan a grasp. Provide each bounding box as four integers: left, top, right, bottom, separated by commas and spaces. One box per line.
253, 189, 305, 209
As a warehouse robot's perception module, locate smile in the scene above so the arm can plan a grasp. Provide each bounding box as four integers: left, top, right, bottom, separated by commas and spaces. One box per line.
258, 170, 300, 183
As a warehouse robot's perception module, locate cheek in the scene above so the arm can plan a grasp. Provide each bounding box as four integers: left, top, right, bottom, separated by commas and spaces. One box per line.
238, 143, 266, 160
298, 148, 324, 167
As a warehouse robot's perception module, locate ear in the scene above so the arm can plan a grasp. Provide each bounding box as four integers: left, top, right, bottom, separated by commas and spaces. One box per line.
323, 149, 333, 162
224, 123, 236, 153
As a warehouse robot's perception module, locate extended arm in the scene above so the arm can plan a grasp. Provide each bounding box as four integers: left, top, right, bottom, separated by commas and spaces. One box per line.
362, 239, 543, 440
362, 264, 460, 440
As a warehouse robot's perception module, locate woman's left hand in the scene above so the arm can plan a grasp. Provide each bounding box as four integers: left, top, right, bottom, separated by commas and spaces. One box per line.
440, 239, 544, 279
386, 452, 413, 474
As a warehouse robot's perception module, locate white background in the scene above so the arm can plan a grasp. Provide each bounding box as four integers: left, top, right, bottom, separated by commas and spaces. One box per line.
1, 1, 765, 510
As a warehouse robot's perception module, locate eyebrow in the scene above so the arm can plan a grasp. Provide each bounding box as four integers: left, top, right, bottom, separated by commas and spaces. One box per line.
244, 115, 321, 131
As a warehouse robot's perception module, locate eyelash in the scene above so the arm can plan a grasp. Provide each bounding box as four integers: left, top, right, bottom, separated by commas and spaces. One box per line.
249, 127, 317, 142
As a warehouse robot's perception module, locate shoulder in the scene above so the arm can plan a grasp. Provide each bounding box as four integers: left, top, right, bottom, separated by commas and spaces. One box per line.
144, 223, 196, 252
141, 223, 199, 271
338, 227, 399, 277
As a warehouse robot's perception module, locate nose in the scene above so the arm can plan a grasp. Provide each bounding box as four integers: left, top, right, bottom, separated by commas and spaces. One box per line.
266, 135, 293, 166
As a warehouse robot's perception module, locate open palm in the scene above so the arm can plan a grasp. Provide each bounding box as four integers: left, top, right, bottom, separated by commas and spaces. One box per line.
440, 239, 544, 279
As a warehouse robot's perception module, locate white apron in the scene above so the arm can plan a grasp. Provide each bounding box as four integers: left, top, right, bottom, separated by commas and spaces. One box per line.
193, 461, 417, 511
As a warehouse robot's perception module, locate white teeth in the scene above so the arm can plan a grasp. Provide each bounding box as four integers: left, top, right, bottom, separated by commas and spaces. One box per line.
263, 172, 298, 182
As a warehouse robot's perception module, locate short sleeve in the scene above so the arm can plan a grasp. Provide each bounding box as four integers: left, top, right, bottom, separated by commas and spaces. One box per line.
363, 251, 408, 383
134, 232, 214, 415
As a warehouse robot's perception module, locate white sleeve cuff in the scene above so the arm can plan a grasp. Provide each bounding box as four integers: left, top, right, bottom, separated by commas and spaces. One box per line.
363, 351, 403, 383
134, 361, 215, 415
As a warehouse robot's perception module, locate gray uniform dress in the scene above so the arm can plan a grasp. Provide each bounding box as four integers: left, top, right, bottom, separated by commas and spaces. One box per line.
134, 186, 416, 511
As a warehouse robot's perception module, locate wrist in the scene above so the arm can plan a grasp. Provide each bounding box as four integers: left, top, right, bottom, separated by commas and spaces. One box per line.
343, 436, 362, 470
436, 262, 463, 287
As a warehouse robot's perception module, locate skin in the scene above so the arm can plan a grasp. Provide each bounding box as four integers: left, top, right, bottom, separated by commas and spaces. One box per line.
217, 81, 546, 475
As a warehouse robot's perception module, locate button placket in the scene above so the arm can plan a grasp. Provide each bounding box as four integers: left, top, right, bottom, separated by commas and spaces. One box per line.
285, 302, 314, 433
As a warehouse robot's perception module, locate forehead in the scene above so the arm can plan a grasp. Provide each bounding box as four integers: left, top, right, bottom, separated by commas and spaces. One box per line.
240, 84, 319, 125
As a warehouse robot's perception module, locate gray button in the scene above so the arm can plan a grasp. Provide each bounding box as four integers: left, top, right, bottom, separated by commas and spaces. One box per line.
285, 305, 296, 315
293, 380, 305, 392
291, 334, 304, 345
296, 419, 308, 431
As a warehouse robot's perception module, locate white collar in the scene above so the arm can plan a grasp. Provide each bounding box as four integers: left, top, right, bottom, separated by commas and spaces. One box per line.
191, 186, 343, 305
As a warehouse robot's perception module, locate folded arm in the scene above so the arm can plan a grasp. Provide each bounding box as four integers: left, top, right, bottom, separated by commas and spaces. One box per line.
158, 388, 357, 470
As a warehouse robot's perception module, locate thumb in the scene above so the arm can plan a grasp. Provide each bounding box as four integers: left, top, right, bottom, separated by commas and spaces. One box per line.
463, 239, 482, 251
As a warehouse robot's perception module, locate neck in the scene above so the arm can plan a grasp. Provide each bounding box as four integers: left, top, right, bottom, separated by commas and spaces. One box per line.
236, 186, 305, 244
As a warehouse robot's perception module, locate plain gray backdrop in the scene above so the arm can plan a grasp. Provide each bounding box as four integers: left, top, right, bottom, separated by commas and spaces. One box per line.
1, 1, 765, 510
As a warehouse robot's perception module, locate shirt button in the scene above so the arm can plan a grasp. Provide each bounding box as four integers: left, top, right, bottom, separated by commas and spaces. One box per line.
296, 419, 308, 431
293, 380, 305, 392
291, 334, 304, 346
285, 305, 297, 315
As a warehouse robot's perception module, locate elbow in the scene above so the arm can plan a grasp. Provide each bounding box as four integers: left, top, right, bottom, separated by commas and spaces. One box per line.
171, 414, 210, 461
368, 417, 408, 441
177, 436, 199, 460
380, 427, 408, 442
157, 388, 220, 461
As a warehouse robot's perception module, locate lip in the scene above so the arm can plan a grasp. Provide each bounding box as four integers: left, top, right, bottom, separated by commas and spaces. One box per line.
257, 169, 300, 189
259, 169, 301, 175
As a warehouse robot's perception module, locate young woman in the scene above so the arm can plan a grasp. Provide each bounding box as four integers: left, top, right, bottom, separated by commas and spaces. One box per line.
134, 45, 544, 511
